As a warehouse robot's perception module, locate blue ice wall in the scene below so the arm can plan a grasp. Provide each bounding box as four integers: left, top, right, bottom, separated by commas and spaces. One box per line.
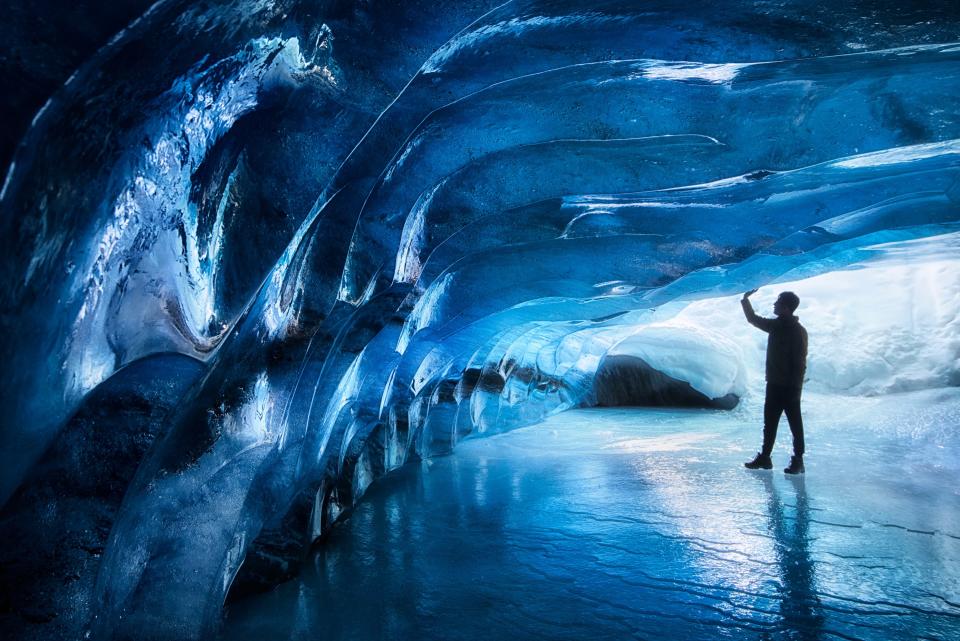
1, 1, 959, 639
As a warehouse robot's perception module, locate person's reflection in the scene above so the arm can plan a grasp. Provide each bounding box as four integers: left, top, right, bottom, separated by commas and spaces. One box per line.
755, 473, 825, 640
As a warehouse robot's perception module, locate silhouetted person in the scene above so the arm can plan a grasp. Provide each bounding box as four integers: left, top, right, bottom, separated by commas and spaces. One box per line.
741, 289, 807, 474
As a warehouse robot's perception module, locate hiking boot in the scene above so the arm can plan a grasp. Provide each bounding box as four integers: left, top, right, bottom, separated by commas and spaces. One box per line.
744, 453, 772, 470
784, 455, 805, 475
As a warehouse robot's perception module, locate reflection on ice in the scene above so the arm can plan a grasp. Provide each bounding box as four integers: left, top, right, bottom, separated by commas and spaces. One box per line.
759, 475, 825, 640
222, 392, 960, 640
2, 2, 960, 639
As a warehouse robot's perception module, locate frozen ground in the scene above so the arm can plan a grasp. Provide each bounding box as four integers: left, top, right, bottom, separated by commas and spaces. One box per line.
220, 388, 960, 641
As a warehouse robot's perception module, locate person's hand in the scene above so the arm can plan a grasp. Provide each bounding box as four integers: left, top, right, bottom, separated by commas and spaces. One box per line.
742, 288, 758, 301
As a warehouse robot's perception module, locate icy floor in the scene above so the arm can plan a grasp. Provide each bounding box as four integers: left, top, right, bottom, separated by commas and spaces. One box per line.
221, 389, 960, 641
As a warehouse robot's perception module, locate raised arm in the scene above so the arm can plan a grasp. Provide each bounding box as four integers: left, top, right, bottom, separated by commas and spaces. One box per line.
741, 289, 775, 332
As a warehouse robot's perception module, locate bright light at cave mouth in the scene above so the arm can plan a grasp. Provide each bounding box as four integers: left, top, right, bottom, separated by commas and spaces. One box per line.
0, 1, 958, 640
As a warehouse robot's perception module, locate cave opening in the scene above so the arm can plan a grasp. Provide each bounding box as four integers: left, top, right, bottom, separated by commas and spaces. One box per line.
1, 2, 959, 640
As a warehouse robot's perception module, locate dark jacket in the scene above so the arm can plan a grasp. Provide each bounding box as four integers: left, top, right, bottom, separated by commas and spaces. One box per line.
741, 300, 808, 388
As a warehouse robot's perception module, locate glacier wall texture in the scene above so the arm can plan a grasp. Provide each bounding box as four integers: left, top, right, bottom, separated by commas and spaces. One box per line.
1, 1, 959, 639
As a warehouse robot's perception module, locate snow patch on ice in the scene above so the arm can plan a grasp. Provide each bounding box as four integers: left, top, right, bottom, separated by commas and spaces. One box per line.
668, 233, 960, 397
608, 322, 747, 400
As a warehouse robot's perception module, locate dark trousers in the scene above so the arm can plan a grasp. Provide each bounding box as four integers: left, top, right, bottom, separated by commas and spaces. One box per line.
761, 383, 804, 457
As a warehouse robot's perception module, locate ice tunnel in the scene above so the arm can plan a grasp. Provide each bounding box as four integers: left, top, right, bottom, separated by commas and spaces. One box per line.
1, 1, 959, 640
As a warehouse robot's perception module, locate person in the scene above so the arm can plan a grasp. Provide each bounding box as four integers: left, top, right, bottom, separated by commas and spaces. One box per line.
741, 289, 808, 474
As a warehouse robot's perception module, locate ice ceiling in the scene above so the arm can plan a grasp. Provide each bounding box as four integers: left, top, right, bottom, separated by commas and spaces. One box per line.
1, 0, 959, 639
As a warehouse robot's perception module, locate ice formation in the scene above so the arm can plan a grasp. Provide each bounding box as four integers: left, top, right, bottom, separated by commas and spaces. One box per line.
0, 1, 958, 639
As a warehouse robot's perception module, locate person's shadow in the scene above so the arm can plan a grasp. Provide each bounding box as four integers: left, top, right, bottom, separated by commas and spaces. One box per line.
753, 473, 825, 640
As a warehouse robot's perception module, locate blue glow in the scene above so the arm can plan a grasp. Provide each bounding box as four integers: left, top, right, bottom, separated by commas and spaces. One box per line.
0, 2, 958, 639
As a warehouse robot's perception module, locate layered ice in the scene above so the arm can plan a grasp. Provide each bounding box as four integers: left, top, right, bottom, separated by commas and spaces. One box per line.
1, 1, 959, 640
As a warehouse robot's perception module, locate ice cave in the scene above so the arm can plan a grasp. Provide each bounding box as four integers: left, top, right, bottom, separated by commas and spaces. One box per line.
1, 1, 959, 640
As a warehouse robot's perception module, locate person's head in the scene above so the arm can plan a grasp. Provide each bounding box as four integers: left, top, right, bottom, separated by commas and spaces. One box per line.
773, 291, 800, 317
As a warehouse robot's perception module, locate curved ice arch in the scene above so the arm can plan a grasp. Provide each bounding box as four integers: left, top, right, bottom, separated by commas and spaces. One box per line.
69, 6, 960, 641
399, 141, 960, 347
341, 43, 960, 301
92, 151, 958, 641
0, 0, 516, 514
393, 134, 727, 283
95, 154, 960, 641
0, 35, 321, 508
309, 0, 895, 305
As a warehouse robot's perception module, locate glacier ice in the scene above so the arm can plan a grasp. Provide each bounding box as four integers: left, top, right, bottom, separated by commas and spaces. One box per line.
220, 390, 960, 641
0, 1, 959, 640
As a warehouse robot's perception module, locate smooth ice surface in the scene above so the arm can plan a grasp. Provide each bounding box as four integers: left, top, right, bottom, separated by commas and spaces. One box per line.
221, 393, 960, 641
3, 2, 960, 639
